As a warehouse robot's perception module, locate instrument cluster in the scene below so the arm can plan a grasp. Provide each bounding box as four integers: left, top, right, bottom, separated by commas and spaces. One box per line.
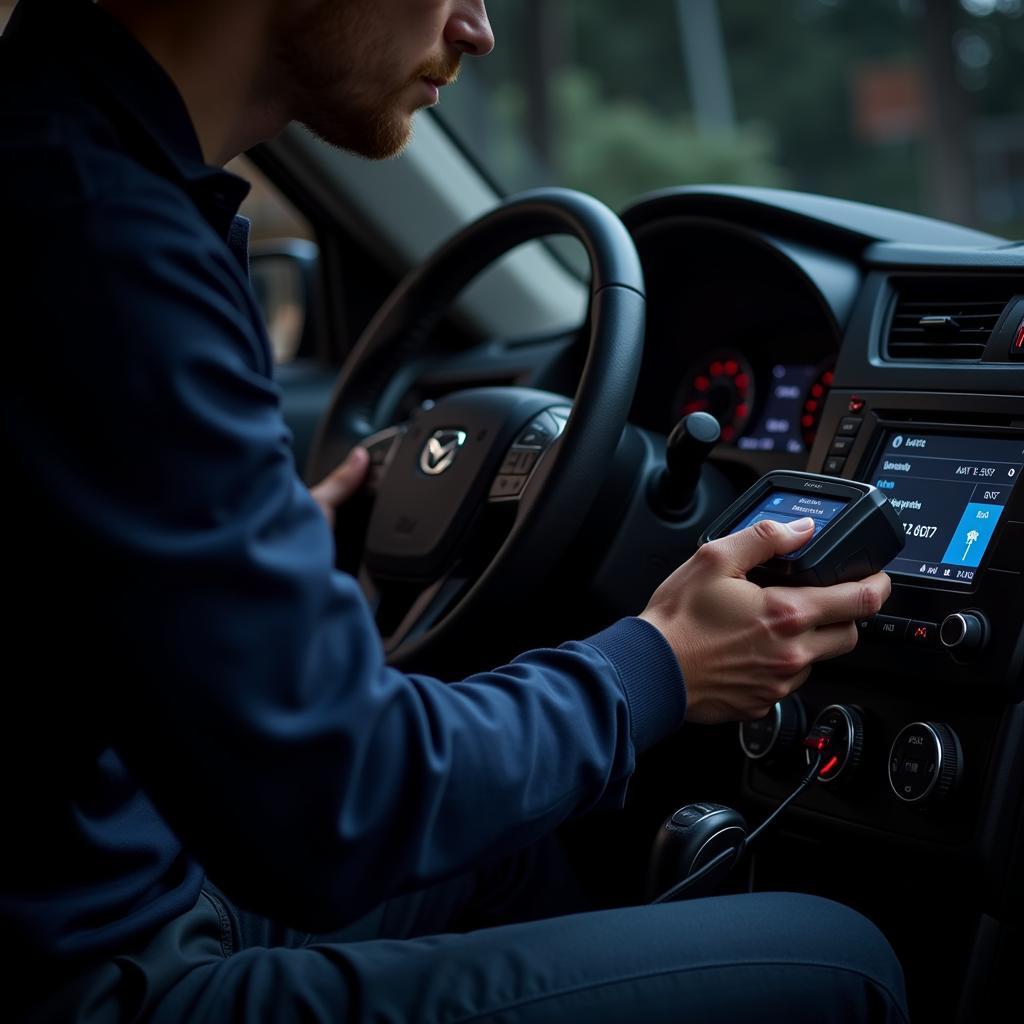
673, 349, 835, 455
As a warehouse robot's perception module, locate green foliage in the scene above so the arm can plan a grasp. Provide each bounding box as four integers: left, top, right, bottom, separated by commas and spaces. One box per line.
552, 71, 786, 211
455, 0, 1024, 230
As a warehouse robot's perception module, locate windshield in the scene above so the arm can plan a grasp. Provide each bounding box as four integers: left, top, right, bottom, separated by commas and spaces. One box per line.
437, 0, 1024, 237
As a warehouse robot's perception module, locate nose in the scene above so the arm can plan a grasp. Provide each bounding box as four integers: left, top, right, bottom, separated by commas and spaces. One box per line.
445, 2, 494, 56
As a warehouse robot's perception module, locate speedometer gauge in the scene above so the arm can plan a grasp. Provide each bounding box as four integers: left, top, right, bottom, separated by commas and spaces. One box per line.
674, 350, 755, 443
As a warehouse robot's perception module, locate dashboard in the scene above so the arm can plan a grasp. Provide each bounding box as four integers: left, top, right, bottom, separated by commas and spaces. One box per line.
615, 187, 1024, 1022
384, 185, 1024, 1020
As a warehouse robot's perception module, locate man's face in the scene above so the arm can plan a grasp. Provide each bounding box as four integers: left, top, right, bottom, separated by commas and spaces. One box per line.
272, 0, 493, 159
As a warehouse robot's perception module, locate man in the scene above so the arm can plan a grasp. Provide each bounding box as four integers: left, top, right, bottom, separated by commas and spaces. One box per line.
0, 1, 908, 1020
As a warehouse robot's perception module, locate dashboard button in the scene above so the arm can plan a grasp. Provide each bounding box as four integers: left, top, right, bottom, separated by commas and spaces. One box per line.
824, 456, 847, 475
875, 615, 909, 642
908, 620, 939, 648
856, 616, 876, 636
837, 417, 863, 437
829, 436, 855, 456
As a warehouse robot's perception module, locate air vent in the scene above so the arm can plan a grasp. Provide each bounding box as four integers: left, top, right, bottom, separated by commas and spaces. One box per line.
886, 277, 1021, 361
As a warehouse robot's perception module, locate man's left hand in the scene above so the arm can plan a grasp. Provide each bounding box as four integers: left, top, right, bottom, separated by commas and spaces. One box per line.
310, 447, 370, 529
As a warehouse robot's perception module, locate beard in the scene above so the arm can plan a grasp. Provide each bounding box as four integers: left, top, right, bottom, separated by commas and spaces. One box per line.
272, 0, 460, 160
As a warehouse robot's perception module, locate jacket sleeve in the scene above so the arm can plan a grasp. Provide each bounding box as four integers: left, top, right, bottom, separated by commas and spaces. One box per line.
20, 195, 687, 930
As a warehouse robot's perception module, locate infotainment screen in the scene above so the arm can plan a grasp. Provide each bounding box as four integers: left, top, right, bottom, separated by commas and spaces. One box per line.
866, 432, 1023, 584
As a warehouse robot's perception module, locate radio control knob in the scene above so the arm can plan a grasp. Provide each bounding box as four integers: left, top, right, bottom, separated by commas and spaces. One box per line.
888, 722, 962, 805
939, 612, 987, 653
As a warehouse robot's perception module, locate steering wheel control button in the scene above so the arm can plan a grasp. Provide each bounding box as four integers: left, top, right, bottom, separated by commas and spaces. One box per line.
837, 417, 863, 437
739, 697, 805, 762
875, 615, 909, 642
806, 705, 864, 785
489, 474, 528, 500
888, 722, 962, 805
939, 611, 988, 654
515, 416, 554, 448
907, 620, 939, 648
499, 448, 539, 475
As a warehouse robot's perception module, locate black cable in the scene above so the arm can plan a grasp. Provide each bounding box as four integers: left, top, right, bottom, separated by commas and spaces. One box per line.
651, 845, 738, 905
745, 750, 824, 847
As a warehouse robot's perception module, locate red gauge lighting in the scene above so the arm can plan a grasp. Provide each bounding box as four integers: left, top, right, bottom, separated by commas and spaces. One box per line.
801, 362, 836, 448
673, 351, 756, 444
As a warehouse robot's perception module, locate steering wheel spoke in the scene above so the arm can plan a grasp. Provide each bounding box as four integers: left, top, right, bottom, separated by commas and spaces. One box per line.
361, 424, 406, 497
361, 568, 470, 655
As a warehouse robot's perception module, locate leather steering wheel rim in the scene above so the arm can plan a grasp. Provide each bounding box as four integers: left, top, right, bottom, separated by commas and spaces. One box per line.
306, 187, 646, 668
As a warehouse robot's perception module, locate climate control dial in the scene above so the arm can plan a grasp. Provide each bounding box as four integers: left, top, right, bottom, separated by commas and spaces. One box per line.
806, 704, 864, 784
888, 722, 962, 805
739, 697, 806, 762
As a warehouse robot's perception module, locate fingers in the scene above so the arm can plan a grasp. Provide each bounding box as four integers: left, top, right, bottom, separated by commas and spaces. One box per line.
311, 447, 370, 510
702, 516, 816, 577
763, 571, 891, 632
805, 620, 860, 663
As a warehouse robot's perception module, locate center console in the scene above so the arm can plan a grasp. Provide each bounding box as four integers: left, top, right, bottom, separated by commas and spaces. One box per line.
741, 389, 1024, 848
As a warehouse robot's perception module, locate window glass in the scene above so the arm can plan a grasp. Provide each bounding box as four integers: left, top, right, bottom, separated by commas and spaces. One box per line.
438, 0, 1024, 237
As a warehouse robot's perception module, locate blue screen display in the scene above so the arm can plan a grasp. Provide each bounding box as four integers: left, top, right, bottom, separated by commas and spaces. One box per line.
867, 432, 1023, 585
729, 490, 850, 560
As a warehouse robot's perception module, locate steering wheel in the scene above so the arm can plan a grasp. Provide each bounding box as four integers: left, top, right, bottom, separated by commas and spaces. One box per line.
306, 188, 646, 670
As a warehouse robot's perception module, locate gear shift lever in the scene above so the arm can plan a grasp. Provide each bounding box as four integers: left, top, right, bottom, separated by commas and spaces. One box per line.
645, 803, 747, 903
647, 741, 830, 904
656, 412, 721, 517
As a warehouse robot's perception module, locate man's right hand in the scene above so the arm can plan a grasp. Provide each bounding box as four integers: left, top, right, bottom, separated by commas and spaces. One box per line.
639, 517, 890, 725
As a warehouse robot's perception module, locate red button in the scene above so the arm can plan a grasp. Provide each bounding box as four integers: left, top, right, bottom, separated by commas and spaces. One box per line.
849, 397, 865, 413
1014, 320, 1024, 354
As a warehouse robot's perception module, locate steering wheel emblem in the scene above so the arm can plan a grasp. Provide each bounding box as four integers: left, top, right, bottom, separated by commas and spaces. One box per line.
419, 429, 467, 476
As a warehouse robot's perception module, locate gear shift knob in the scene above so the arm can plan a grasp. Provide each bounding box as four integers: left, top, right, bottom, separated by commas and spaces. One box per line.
646, 802, 747, 903
657, 412, 721, 516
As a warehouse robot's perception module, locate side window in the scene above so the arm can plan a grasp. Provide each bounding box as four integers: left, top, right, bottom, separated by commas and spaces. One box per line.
227, 156, 318, 365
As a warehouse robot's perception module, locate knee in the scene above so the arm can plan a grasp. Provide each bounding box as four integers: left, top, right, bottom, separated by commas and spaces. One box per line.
712, 892, 909, 1020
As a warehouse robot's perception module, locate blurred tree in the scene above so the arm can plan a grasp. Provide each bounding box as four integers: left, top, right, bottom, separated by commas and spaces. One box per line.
553, 71, 785, 211
455, 0, 1024, 231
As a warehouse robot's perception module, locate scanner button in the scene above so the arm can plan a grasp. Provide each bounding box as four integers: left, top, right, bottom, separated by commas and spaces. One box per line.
875, 615, 909, 642
908, 620, 939, 648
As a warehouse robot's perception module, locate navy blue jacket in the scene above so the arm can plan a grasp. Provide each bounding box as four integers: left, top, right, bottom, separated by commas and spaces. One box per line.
0, 0, 686, 968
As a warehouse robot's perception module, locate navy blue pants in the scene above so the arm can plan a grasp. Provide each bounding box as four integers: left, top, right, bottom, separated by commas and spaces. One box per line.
35, 850, 909, 1023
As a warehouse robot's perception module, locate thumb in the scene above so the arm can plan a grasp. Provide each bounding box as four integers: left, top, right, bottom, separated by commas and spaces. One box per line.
312, 446, 370, 510
706, 516, 816, 577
